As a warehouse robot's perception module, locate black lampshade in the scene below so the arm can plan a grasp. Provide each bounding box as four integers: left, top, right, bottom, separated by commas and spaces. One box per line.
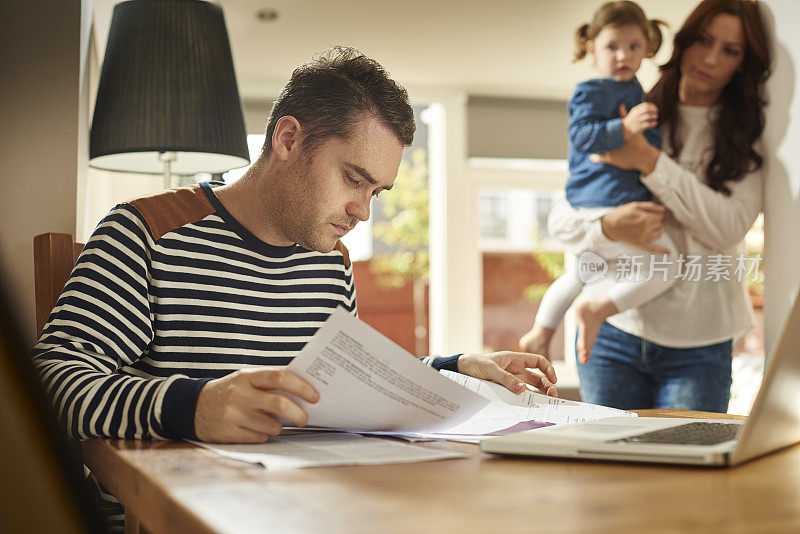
89, 0, 249, 175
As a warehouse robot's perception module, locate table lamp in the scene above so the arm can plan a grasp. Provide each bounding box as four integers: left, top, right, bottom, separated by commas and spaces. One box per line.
89, 0, 249, 189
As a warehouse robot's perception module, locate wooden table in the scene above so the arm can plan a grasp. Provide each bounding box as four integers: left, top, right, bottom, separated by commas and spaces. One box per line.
83, 409, 800, 533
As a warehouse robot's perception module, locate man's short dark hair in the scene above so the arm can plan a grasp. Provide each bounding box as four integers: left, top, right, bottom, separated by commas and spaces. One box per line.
262, 46, 415, 155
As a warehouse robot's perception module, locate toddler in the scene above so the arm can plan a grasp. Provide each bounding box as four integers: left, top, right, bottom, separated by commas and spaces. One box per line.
520, 1, 676, 364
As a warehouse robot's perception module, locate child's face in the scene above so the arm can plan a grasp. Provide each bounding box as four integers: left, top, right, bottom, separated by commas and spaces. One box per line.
589, 23, 649, 82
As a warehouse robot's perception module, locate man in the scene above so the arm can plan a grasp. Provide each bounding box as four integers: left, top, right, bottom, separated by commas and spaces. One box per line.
33, 46, 556, 525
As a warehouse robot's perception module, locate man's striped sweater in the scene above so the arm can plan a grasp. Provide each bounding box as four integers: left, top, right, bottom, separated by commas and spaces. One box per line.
32, 182, 459, 443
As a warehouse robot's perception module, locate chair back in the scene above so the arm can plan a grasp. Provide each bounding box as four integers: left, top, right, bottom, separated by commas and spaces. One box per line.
34, 233, 84, 336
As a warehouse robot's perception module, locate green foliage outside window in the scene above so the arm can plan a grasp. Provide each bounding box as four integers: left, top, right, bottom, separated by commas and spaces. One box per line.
746, 251, 764, 297
371, 148, 430, 287
370, 148, 430, 355
524, 250, 564, 303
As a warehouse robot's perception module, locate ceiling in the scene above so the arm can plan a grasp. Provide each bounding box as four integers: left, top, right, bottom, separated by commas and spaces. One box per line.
93, 0, 698, 101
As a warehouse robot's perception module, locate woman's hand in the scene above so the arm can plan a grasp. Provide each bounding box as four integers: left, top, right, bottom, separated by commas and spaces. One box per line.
590, 104, 661, 174
600, 201, 670, 254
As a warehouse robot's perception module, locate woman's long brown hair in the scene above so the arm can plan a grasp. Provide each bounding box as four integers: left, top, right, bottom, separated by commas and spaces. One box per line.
649, 0, 771, 194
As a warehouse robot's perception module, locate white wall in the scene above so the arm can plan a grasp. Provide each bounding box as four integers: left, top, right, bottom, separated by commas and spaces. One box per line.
467, 96, 568, 159
761, 1, 800, 355
0, 0, 93, 345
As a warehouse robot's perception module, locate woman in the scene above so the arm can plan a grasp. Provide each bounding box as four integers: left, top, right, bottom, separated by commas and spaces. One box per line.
547, 0, 771, 411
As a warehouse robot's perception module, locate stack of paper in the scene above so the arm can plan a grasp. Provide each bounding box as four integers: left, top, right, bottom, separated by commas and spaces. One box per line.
197, 309, 638, 469
193, 433, 465, 470
286, 309, 635, 443
403, 372, 635, 443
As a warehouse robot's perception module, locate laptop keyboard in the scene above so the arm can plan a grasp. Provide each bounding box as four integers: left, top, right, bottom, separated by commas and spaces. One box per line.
612, 422, 742, 446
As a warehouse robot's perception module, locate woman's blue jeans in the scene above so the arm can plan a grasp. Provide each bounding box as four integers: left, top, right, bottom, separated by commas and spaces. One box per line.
576, 322, 733, 412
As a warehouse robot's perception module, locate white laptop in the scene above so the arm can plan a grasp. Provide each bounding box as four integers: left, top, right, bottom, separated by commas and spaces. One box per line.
481, 292, 800, 467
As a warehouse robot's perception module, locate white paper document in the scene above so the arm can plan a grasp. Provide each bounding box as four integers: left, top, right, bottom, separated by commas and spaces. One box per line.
441, 371, 637, 426
192, 433, 465, 470
368, 372, 637, 443
196, 310, 639, 467
285, 308, 489, 432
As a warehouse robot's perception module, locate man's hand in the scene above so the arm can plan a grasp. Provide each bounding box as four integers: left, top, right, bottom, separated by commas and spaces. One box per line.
600, 201, 670, 254
194, 368, 319, 443
457, 352, 558, 397
621, 102, 658, 139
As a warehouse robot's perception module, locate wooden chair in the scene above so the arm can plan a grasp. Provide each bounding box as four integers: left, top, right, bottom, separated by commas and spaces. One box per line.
34, 233, 84, 336
33, 235, 151, 534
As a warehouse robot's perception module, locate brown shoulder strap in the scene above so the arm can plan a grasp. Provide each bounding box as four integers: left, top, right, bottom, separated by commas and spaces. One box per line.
127, 185, 215, 241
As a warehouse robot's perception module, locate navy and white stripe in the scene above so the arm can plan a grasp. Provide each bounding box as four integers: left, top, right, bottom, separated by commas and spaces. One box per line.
33, 184, 356, 441
31, 182, 458, 531
33, 182, 457, 442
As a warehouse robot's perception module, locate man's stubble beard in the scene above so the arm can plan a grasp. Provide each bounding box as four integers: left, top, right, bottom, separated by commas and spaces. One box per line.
264, 154, 337, 253
292, 215, 337, 253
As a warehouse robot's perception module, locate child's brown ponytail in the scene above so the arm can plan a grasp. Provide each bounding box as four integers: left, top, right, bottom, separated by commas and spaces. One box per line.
647, 19, 668, 57
574, 23, 592, 62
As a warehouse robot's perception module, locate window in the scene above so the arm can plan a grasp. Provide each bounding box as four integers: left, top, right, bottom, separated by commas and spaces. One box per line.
479, 193, 508, 240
